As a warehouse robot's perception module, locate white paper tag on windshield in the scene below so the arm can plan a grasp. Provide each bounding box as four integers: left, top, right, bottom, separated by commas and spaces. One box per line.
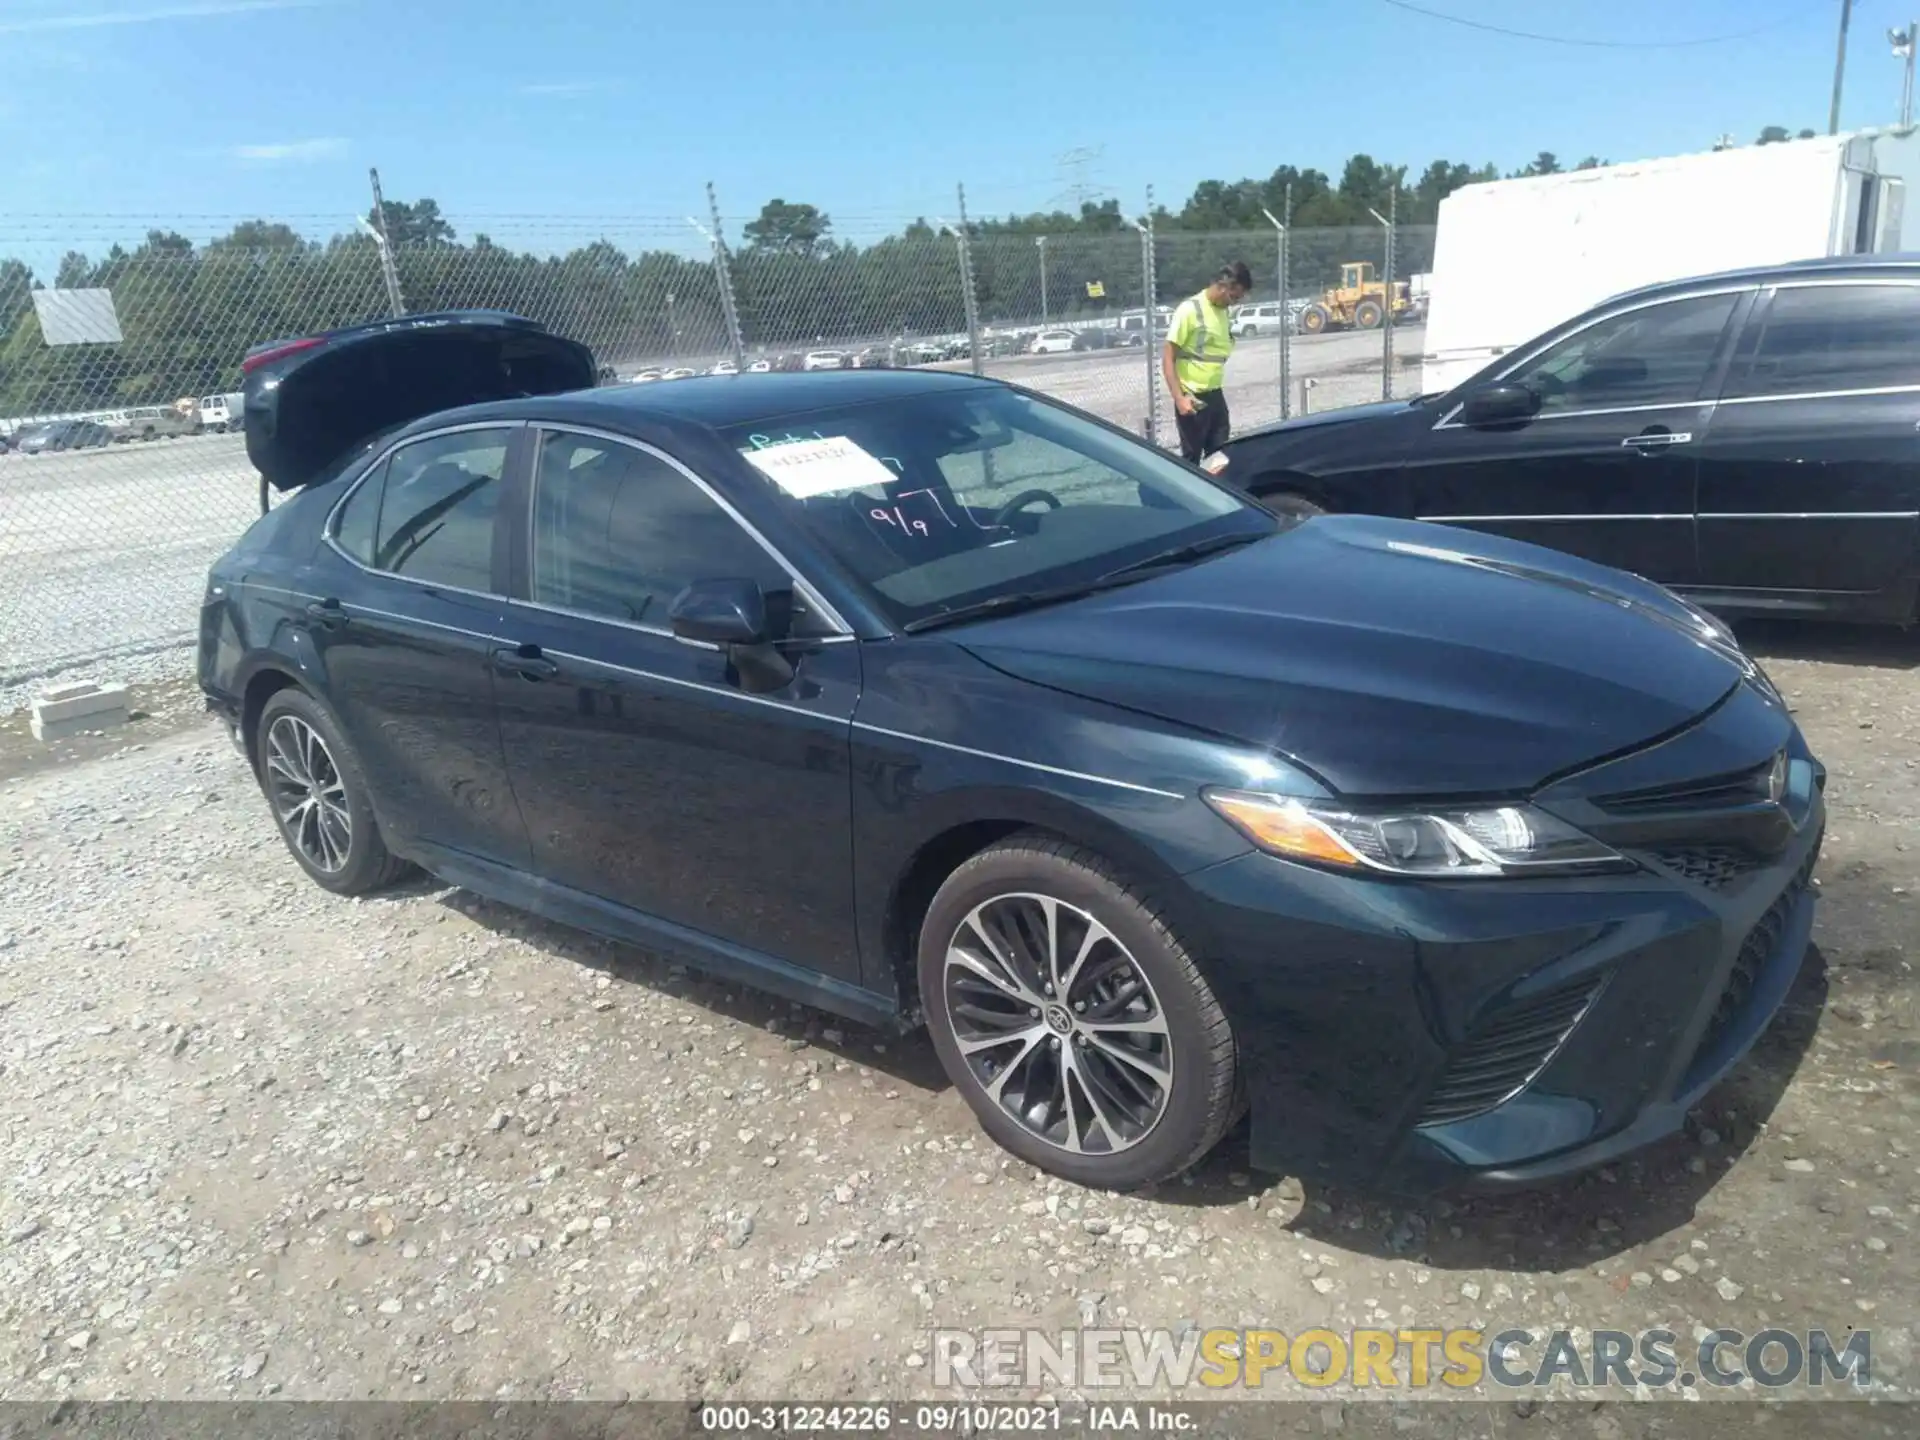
743, 435, 897, 498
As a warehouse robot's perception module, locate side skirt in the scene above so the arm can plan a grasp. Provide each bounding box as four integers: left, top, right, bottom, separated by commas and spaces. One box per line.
400, 839, 909, 1032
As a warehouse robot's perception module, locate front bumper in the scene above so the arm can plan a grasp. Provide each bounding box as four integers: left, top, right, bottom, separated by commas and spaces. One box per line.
1181, 758, 1825, 1196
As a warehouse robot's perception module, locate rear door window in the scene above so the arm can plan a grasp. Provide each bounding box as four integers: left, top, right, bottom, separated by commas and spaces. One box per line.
334, 428, 512, 592
1726, 283, 1920, 397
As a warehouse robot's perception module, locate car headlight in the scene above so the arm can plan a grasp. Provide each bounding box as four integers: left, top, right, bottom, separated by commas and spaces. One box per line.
1203, 789, 1630, 878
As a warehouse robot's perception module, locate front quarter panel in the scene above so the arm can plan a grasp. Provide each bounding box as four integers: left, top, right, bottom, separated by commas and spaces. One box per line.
1225, 404, 1427, 513
847, 638, 1318, 998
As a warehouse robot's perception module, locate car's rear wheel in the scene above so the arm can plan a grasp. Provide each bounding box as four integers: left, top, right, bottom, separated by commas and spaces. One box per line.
919, 835, 1239, 1190
255, 688, 411, 896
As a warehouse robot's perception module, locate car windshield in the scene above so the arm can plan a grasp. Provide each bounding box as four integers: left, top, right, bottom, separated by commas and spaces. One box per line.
718, 386, 1273, 628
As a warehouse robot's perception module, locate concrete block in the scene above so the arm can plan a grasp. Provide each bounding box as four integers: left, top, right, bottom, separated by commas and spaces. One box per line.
30, 681, 129, 742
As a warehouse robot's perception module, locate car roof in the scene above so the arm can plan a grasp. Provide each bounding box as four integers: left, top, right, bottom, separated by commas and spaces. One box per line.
1604, 252, 1920, 307
479, 367, 999, 432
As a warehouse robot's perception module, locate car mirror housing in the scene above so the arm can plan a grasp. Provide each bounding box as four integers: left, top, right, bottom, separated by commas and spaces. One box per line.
669, 578, 771, 646
1460, 383, 1542, 427
669, 578, 795, 693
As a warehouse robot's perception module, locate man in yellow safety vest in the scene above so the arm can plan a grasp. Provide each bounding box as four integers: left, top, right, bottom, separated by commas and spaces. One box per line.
1161, 261, 1251, 465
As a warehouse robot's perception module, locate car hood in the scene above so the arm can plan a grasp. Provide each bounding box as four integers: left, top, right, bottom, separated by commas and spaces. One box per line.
957, 515, 1745, 797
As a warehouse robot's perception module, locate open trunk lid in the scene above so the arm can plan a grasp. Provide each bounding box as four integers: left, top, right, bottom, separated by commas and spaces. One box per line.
242, 309, 596, 492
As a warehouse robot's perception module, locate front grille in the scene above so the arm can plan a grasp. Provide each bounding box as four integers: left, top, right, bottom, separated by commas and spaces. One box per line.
1689, 841, 1822, 1071
1647, 844, 1767, 890
1596, 756, 1779, 816
1417, 977, 1605, 1128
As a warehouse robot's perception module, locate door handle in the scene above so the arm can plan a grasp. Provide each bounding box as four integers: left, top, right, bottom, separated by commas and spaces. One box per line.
303, 598, 347, 630
1620, 431, 1693, 450
491, 645, 559, 681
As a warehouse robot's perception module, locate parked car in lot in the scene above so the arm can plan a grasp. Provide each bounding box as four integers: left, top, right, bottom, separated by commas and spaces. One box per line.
1220, 255, 1920, 625
1231, 303, 1288, 337
803, 349, 849, 372
111, 403, 199, 442
199, 392, 246, 432
204, 310, 1825, 1194
12, 418, 114, 454
1028, 330, 1078, 355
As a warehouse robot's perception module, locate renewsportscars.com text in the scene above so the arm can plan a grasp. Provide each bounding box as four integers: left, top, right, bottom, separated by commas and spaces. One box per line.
931, 1326, 1872, 1392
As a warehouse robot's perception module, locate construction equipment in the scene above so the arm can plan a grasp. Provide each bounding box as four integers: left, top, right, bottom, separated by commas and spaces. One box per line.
1296, 261, 1413, 334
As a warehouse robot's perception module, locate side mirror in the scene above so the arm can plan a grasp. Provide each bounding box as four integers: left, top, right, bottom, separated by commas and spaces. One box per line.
1460, 383, 1542, 427
669, 578, 769, 646
668, 578, 794, 693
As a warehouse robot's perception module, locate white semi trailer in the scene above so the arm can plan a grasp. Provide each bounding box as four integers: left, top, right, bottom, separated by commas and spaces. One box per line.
1420, 127, 1920, 394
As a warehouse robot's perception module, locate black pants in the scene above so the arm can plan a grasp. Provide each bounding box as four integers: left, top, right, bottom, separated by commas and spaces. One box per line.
1175, 388, 1230, 463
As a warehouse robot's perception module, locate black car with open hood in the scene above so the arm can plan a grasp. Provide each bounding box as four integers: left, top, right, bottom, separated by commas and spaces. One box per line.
242, 309, 597, 498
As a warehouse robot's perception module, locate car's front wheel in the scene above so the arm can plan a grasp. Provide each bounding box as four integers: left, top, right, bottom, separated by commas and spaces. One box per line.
254, 688, 412, 896
919, 835, 1239, 1189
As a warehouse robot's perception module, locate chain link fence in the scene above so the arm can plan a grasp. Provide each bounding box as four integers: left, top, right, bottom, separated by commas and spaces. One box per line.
0, 213, 1435, 707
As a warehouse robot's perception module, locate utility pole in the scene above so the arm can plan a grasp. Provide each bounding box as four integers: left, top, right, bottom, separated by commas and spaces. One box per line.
1832, 0, 1855, 135
1036, 235, 1049, 327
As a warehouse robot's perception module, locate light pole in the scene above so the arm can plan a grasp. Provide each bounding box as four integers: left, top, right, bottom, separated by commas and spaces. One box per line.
1368, 196, 1395, 402
1893, 22, 1916, 127
1260, 198, 1289, 418
666, 291, 677, 359
1036, 235, 1049, 327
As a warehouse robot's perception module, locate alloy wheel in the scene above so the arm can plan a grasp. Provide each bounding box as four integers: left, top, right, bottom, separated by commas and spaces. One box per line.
263, 713, 352, 873
942, 892, 1172, 1155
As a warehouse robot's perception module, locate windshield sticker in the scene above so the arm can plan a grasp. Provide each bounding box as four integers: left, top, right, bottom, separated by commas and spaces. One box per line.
741, 434, 901, 498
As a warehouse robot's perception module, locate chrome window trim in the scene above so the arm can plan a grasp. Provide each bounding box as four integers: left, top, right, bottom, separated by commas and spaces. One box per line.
851, 721, 1185, 800
322, 419, 526, 591
1718, 380, 1920, 406
525, 423, 854, 640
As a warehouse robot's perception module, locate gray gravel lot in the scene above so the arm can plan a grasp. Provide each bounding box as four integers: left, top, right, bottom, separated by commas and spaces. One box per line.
0, 621, 1915, 1411
0, 330, 1413, 711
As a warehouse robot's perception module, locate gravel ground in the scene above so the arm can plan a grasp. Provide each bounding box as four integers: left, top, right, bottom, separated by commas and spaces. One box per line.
0, 330, 1416, 712
0, 622, 1914, 1414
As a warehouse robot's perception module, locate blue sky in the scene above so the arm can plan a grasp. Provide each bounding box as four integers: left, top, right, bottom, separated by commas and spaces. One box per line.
0, 0, 1902, 262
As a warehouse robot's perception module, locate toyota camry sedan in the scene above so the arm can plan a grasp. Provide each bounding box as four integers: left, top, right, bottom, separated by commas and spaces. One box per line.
200, 310, 1825, 1194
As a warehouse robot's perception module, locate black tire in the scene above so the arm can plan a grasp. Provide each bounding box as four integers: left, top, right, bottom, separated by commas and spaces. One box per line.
1261, 490, 1327, 521
1300, 304, 1330, 335
1355, 299, 1384, 330
918, 834, 1239, 1190
254, 688, 412, 896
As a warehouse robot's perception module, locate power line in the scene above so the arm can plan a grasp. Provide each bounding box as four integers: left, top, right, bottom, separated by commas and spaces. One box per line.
1376, 0, 1808, 49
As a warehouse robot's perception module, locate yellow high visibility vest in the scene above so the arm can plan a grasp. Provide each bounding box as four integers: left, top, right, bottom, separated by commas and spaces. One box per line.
1167, 290, 1234, 393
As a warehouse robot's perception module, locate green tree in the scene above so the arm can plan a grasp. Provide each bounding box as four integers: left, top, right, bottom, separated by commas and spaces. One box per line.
743, 199, 831, 255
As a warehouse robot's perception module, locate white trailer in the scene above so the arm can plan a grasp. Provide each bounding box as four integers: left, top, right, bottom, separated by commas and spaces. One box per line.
1420, 128, 1920, 394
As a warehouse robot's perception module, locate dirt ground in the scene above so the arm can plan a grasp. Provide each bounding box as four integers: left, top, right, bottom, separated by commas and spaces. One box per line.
0, 623, 1915, 1423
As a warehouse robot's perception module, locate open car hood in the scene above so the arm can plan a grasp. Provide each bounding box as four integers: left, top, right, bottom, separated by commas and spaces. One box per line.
243, 310, 596, 492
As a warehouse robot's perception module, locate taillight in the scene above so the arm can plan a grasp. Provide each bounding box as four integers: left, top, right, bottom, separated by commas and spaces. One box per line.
240, 335, 325, 374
